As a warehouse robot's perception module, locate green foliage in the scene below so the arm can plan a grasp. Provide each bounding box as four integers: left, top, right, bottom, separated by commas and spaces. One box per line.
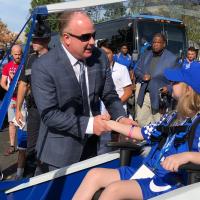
127, 1, 200, 46
24, 0, 200, 46
25, 0, 64, 36
87, 6, 103, 23
0, 20, 17, 46
103, 3, 126, 21
87, 2, 126, 23
182, 15, 200, 42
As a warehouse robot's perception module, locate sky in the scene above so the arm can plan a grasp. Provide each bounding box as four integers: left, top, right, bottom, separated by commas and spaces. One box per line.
0, 0, 32, 33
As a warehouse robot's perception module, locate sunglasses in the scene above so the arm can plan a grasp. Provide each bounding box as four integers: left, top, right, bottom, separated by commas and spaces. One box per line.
67, 32, 96, 42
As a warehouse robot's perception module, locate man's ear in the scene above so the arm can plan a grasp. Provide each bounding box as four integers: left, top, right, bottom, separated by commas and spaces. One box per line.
63, 33, 71, 46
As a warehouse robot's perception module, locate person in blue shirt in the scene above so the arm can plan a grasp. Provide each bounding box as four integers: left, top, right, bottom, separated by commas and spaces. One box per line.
179, 46, 198, 69
113, 43, 133, 71
113, 43, 135, 81
73, 61, 200, 200
140, 36, 151, 55
113, 43, 136, 115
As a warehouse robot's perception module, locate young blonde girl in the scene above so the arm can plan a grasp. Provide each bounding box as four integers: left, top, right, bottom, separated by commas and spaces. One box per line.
73, 62, 200, 200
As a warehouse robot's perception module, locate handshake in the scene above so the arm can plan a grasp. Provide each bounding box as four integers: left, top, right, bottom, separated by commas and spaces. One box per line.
93, 114, 137, 136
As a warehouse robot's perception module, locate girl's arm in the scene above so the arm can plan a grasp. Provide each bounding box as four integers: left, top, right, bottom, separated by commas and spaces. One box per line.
161, 152, 200, 172
106, 120, 144, 141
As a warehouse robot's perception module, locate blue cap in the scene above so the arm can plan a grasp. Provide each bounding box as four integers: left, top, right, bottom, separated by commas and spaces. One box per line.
164, 61, 200, 94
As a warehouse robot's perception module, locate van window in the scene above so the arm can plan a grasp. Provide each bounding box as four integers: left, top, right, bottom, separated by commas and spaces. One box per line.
137, 20, 186, 56
137, 21, 163, 46
95, 17, 187, 59
164, 23, 186, 55
96, 20, 133, 53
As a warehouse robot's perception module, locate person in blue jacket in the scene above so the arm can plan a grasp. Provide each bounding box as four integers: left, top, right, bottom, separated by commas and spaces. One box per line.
134, 33, 177, 127
73, 61, 200, 200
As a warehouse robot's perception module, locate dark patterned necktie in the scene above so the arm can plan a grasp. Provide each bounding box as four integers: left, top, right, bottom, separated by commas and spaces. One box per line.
79, 61, 90, 116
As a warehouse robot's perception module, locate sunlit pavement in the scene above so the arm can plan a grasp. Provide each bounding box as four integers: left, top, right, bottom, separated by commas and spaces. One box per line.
0, 127, 18, 180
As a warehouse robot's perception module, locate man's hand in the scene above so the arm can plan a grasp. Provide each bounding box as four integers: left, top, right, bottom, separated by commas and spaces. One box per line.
160, 86, 168, 94
9, 70, 15, 80
93, 115, 111, 136
143, 74, 151, 82
15, 110, 24, 126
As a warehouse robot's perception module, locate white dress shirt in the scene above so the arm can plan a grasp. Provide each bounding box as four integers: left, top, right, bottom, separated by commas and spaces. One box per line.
62, 44, 94, 134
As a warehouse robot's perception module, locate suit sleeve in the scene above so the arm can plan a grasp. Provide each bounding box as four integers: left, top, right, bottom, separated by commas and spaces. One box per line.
31, 59, 88, 138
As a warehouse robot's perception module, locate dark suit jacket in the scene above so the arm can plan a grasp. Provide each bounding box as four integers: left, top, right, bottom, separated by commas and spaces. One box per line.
31, 43, 126, 168
135, 49, 177, 113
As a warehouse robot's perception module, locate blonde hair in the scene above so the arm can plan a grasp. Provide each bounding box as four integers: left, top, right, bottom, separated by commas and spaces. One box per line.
176, 83, 200, 118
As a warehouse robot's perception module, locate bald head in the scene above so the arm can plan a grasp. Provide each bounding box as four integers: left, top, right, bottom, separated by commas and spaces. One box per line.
11, 44, 22, 53
59, 10, 93, 36
11, 44, 22, 64
59, 10, 95, 60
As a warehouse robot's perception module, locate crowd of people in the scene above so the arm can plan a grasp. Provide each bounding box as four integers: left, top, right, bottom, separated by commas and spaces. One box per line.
0, 9, 200, 200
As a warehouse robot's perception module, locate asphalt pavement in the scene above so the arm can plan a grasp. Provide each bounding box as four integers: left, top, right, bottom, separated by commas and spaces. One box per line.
0, 126, 18, 180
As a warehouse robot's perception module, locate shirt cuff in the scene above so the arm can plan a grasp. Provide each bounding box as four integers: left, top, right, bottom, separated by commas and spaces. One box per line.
85, 117, 94, 134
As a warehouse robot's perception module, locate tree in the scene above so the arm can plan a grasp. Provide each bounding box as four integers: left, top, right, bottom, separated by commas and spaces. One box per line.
87, 6, 104, 23
127, 0, 200, 46
101, 2, 126, 21
182, 15, 200, 43
0, 19, 17, 48
86, 2, 126, 23
26, 0, 64, 34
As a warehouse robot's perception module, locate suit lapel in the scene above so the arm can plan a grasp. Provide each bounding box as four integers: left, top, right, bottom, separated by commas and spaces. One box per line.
57, 44, 81, 90
57, 43, 97, 103
144, 52, 153, 73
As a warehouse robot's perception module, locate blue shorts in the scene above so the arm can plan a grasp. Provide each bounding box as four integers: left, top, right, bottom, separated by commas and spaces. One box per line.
17, 129, 27, 150
118, 166, 181, 200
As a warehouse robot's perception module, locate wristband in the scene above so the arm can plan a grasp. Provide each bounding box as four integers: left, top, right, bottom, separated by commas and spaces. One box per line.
128, 125, 135, 138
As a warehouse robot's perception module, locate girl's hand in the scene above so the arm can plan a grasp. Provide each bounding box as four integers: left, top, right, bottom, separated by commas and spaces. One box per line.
118, 117, 138, 126
161, 152, 190, 172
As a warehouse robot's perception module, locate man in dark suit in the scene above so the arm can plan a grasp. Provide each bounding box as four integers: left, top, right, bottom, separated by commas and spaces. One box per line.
31, 10, 132, 173
135, 33, 177, 127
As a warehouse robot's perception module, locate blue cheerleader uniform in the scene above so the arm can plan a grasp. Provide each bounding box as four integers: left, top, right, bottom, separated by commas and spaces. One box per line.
118, 112, 200, 199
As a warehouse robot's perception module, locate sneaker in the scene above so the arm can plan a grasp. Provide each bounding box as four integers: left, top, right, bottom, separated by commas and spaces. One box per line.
4, 146, 16, 156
